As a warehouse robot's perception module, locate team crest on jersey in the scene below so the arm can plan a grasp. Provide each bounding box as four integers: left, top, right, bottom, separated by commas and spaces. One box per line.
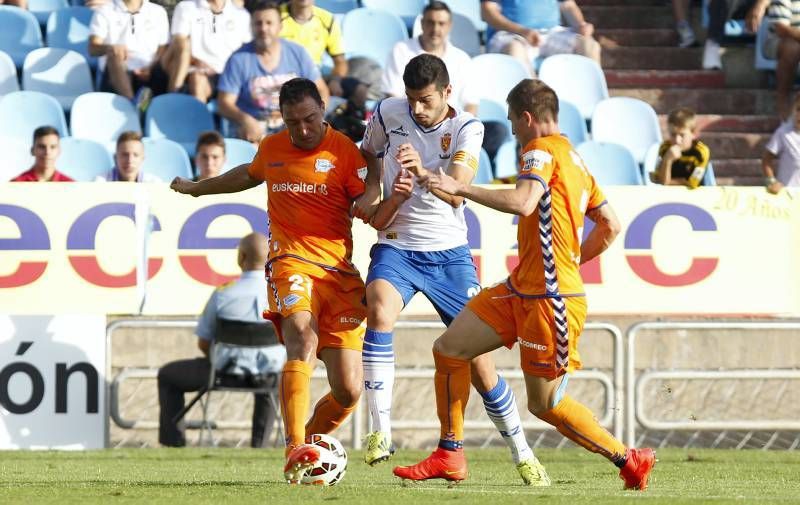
357, 166, 368, 180
315, 159, 334, 173
522, 149, 553, 171
440, 133, 452, 153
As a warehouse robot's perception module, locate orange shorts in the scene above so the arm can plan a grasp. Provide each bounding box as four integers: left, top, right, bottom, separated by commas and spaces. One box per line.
267, 258, 366, 354
466, 282, 587, 379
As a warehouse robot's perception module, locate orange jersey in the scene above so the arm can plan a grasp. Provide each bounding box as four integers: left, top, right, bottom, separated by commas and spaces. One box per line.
511, 134, 606, 297
249, 126, 367, 274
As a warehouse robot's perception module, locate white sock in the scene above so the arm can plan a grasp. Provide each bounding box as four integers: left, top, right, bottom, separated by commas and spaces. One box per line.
481, 375, 534, 464
363, 328, 394, 440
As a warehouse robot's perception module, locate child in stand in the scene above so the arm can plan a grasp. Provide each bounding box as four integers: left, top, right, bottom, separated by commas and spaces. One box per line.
654, 107, 711, 188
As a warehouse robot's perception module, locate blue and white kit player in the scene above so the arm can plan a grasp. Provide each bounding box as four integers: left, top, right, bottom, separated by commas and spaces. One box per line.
358, 53, 549, 486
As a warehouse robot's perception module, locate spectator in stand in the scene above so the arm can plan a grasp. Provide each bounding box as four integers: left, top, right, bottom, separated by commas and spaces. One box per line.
279, 0, 348, 96
0, 0, 27, 9
88, 0, 170, 109
217, 0, 329, 143
672, 0, 698, 48
653, 107, 711, 188
702, 0, 768, 69
161, 0, 251, 104
480, 0, 601, 77
194, 131, 228, 180
763, 0, 800, 120
11, 126, 74, 182
97, 131, 162, 182
326, 76, 369, 142
763, 94, 800, 193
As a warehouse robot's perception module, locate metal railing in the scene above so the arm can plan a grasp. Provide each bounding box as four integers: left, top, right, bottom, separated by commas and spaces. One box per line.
625, 321, 800, 447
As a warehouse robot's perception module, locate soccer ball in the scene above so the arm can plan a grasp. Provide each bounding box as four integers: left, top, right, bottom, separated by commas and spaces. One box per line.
300, 434, 348, 486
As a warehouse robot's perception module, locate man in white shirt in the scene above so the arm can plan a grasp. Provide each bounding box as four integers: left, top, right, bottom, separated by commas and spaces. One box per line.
381, 1, 479, 115
89, 0, 170, 104
161, 0, 251, 103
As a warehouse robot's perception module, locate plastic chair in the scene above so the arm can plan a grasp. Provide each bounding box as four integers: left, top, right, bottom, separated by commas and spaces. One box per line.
71, 92, 141, 152
477, 98, 512, 143
539, 54, 609, 121
412, 12, 481, 57
0, 136, 34, 182
467, 54, 529, 106
0, 6, 44, 68
315, 0, 358, 14
0, 50, 19, 97
445, 0, 487, 32
474, 148, 494, 184
172, 318, 286, 447
0, 90, 68, 143
46, 7, 97, 69
558, 99, 588, 145
755, 19, 776, 71
29, 0, 68, 25
56, 137, 114, 181
361, 0, 426, 32
494, 139, 519, 179
22, 48, 93, 111
591, 97, 662, 164
145, 93, 215, 157
223, 138, 257, 173
576, 141, 643, 186
141, 137, 193, 180
342, 8, 408, 64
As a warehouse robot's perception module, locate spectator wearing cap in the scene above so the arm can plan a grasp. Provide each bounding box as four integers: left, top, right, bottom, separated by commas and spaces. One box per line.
11, 126, 74, 182
88, 0, 170, 108
278, 0, 348, 96
217, 0, 329, 143
96, 131, 162, 182
161, 0, 252, 104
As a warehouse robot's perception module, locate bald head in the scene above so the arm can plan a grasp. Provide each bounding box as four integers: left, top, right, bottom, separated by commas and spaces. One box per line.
238, 232, 269, 271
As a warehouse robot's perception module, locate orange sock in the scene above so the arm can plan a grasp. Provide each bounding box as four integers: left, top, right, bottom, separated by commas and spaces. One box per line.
305, 393, 357, 436
433, 350, 471, 445
536, 395, 627, 464
280, 360, 313, 452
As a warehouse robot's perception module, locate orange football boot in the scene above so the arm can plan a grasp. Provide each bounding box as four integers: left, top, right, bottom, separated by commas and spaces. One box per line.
393, 447, 467, 482
619, 447, 656, 491
284, 444, 320, 484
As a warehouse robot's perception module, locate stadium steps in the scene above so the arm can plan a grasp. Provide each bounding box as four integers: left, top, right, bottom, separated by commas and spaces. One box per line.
588, 0, 776, 185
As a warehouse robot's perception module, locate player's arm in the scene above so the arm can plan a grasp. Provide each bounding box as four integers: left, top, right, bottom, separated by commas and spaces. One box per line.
395, 143, 471, 208
581, 203, 621, 264
354, 134, 385, 221
420, 168, 544, 215
170, 163, 261, 197
370, 169, 413, 230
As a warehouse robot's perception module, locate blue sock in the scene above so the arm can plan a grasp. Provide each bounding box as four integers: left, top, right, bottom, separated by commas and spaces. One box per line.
363, 328, 394, 435
481, 375, 533, 463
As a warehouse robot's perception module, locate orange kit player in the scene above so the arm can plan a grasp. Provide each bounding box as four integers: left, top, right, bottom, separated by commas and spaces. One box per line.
171, 77, 375, 483
401, 79, 657, 490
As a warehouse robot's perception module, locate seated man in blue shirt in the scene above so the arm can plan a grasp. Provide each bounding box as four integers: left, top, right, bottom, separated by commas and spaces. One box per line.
481, 0, 601, 76
217, 0, 330, 144
158, 232, 286, 447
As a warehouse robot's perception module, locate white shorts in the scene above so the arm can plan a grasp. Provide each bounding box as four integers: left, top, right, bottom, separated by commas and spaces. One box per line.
488, 26, 580, 61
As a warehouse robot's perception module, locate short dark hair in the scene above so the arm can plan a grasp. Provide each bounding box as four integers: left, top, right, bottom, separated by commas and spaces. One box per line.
116, 130, 143, 148
32, 125, 59, 144
249, 0, 280, 16
507, 79, 559, 123
279, 77, 323, 111
422, 1, 451, 17
195, 130, 226, 153
403, 53, 450, 92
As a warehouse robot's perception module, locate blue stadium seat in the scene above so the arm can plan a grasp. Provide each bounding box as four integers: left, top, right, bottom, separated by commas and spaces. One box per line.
29, 0, 68, 26
71, 92, 141, 153
223, 138, 257, 173
0, 6, 44, 68
0, 50, 19, 97
576, 141, 643, 186
46, 7, 97, 69
539, 54, 609, 121
361, 0, 426, 32
56, 137, 114, 181
141, 137, 193, 181
467, 54, 528, 106
755, 18, 776, 71
0, 136, 34, 182
0, 90, 68, 143
315, 0, 358, 14
590, 97, 662, 164
342, 8, 408, 64
494, 139, 519, 179
445, 0, 487, 32
145, 93, 215, 157
477, 98, 512, 143
474, 148, 494, 184
558, 99, 588, 145
412, 12, 481, 57
22, 48, 93, 111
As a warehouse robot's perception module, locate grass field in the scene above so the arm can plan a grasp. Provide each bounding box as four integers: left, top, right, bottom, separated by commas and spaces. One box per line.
1, 447, 799, 504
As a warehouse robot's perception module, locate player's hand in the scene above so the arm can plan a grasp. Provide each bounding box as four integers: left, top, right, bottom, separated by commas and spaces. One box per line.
240, 115, 264, 144
395, 143, 425, 177
170, 176, 198, 196
353, 183, 381, 222
391, 168, 414, 202
522, 28, 540, 46
767, 180, 784, 195
666, 144, 683, 161
418, 167, 462, 195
